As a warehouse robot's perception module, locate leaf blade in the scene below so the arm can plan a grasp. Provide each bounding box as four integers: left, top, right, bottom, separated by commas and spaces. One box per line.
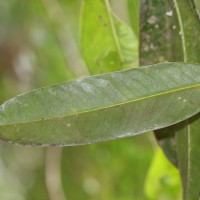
1, 62, 200, 146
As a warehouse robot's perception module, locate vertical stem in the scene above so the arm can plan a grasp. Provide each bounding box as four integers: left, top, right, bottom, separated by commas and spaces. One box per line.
45, 147, 67, 200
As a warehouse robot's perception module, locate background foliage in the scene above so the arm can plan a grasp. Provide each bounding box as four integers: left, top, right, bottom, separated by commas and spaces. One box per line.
0, 0, 182, 199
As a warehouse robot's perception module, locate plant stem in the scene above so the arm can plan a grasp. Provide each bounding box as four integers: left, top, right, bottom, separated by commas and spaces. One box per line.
45, 147, 67, 200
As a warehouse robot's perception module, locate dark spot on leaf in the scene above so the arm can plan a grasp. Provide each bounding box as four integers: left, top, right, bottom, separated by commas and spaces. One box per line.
98, 15, 103, 20
104, 23, 108, 27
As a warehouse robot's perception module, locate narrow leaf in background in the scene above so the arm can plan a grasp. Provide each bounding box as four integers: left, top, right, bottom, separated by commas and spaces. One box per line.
140, 0, 200, 199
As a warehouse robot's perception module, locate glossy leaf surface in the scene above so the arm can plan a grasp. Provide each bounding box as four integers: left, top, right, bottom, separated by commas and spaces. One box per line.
1, 63, 200, 146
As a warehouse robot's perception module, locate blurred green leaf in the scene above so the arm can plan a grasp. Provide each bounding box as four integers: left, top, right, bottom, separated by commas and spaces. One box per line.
113, 16, 138, 65
80, 0, 121, 74
145, 148, 181, 200
1, 63, 200, 145
61, 135, 154, 200
127, 0, 139, 37
80, 0, 138, 74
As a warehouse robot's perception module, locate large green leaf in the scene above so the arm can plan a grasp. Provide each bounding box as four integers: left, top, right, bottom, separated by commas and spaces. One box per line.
113, 16, 138, 65
0, 62, 200, 146
80, 0, 138, 74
